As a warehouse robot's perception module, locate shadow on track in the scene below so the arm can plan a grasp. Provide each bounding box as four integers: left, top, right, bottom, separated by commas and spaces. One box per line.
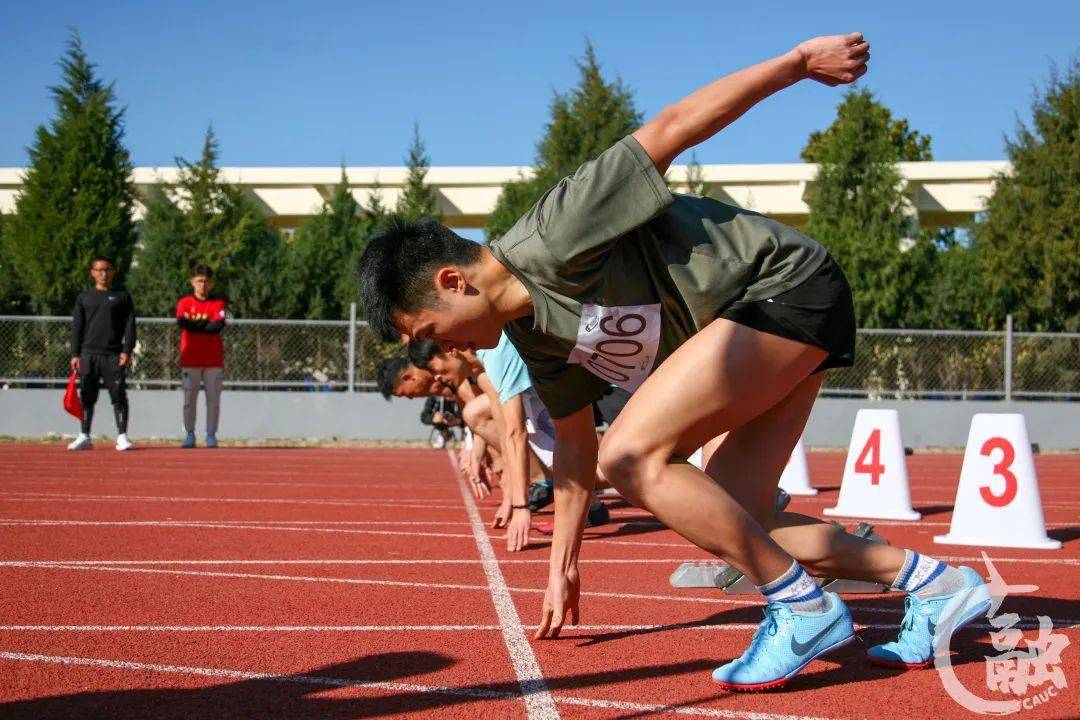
0, 650, 735, 718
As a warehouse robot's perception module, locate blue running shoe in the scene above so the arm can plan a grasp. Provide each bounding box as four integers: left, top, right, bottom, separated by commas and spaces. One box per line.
867, 566, 991, 669
181, 432, 196, 449
712, 591, 855, 691
205, 433, 218, 449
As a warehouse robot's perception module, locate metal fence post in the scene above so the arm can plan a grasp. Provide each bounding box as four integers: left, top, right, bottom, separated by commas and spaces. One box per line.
1004, 313, 1013, 402
347, 303, 357, 394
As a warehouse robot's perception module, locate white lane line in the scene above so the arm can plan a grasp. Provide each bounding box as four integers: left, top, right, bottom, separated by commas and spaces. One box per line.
0, 624, 505, 631
6, 562, 1073, 620
0, 492, 464, 509
0, 518, 470, 526
0, 478, 456, 491
448, 451, 559, 719
0, 651, 831, 720
0, 558, 704, 566
0, 563, 485, 591
0, 651, 514, 701
0, 520, 475, 540
3, 620, 1073, 632
553, 692, 832, 720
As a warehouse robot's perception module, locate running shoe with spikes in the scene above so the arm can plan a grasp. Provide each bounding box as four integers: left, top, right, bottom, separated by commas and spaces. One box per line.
712, 591, 855, 691
867, 566, 990, 669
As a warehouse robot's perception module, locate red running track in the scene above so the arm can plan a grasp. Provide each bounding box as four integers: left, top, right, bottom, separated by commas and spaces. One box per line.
0, 443, 1077, 719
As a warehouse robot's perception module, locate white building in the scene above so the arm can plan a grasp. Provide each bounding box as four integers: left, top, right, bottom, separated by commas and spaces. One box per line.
0, 161, 1007, 232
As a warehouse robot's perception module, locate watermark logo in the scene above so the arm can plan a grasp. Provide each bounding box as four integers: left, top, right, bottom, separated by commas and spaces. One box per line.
935, 552, 1070, 714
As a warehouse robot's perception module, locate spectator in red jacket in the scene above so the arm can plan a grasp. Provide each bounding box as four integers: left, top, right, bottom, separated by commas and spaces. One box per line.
176, 264, 226, 448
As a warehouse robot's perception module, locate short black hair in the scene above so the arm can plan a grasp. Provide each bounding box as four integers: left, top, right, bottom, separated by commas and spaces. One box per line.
191, 263, 214, 278
91, 255, 114, 268
375, 356, 412, 400
357, 217, 483, 343
407, 338, 444, 371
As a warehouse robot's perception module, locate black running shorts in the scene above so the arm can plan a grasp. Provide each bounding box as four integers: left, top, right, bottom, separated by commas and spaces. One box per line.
719, 254, 856, 373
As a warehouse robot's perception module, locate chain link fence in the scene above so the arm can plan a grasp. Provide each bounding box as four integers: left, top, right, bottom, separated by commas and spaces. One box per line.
1, 314, 1076, 398
0, 312, 401, 392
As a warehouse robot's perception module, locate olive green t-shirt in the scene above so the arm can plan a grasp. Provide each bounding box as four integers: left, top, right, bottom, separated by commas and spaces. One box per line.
488, 135, 828, 419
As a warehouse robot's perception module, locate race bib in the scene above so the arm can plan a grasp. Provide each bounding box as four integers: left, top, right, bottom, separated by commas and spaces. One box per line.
567, 303, 661, 393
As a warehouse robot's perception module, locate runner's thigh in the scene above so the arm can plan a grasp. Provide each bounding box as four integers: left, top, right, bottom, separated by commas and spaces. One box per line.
601, 318, 826, 464
702, 373, 823, 523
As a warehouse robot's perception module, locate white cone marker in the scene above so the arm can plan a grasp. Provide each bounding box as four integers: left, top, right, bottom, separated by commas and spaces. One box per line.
825, 409, 921, 520
935, 414, 1060, 550
778, 437, 817, 496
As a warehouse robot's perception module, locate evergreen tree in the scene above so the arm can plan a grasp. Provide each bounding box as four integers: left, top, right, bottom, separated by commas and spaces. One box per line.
396, 123, 440, 222
2, 32, 137, 314
684, 151, 710, 197
486, 42, 643, 240
0, 213, 28, 312
128, 127, 284, 317
803, 89, 937, 327
284, 169, 373, 319
972, 60, 1080, 332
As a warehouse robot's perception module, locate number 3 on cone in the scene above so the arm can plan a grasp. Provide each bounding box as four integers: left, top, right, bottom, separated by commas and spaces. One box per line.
979, 436, 1018, 507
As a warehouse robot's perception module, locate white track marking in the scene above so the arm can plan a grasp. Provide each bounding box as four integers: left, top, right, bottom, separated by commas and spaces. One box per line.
0, 624, 504, 631
0, 651, 831, 720
448, 451, 559, 719
3, 620, 1073, 632
0, 492, 463, 509
0, 562, 486, 591
5, 562, 1073, 619
2, 519, 1075, 552
0, 651, 514, 701
0, 519, 475, 540
0, 558, 701, 566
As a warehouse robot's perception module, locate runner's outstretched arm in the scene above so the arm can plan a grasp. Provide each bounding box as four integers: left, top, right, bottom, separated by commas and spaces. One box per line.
534, 405, 598, 639
633, 33, 869, 173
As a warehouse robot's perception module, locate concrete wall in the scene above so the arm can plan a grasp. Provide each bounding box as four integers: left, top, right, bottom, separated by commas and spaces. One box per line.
0, 389, 432, 442
1, 389, 1077, 449
804, 399, 1079, 450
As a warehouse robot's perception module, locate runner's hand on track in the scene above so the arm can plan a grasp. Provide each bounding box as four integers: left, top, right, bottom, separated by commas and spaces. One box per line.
795, 32, 869, 86
493, 497, 512, 528
471, 476, 492, 500
534, 568, 579, 639
505, 507, 531, 552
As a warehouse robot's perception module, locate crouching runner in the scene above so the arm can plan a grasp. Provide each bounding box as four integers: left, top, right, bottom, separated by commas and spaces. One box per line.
358, 33, 990, 690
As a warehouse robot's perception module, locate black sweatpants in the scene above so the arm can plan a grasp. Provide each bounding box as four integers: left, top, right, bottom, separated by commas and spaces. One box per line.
79, 352, 129, 435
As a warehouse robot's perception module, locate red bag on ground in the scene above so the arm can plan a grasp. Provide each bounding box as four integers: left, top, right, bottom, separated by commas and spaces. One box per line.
63, 371, 82, 420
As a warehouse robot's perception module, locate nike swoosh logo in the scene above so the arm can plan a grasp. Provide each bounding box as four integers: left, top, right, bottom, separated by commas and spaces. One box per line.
790, 615, 847, 656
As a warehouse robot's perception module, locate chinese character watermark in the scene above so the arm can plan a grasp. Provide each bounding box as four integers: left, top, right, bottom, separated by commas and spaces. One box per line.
935, 552, 1071, 714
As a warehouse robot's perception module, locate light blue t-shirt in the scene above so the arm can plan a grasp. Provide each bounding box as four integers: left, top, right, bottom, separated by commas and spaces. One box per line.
476, 332, 533, 404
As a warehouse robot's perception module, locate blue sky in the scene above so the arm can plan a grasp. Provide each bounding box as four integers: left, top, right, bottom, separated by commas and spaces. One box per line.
2, 1, 1077, 169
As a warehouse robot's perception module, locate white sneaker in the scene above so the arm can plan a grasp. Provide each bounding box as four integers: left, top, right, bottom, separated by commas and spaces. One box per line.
67, 434, 93, 451
115, 433, 133, 451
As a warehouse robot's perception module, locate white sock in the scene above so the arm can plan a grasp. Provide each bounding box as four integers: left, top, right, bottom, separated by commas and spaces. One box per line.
891, 550, 965, 598
757, 560, 828, 613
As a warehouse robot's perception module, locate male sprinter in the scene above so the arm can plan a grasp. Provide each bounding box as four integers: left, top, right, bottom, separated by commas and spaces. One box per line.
377, 355, 499, 494
176, 264, 227, 448
358, 34, 991, 689
410, 337, 611, 550
69, 256, 135, 451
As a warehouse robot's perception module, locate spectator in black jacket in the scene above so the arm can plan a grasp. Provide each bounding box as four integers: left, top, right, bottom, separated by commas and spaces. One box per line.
68, 256, 136, 451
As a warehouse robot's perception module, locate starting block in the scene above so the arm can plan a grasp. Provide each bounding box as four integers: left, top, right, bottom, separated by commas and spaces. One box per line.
669, 521, 889, 594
